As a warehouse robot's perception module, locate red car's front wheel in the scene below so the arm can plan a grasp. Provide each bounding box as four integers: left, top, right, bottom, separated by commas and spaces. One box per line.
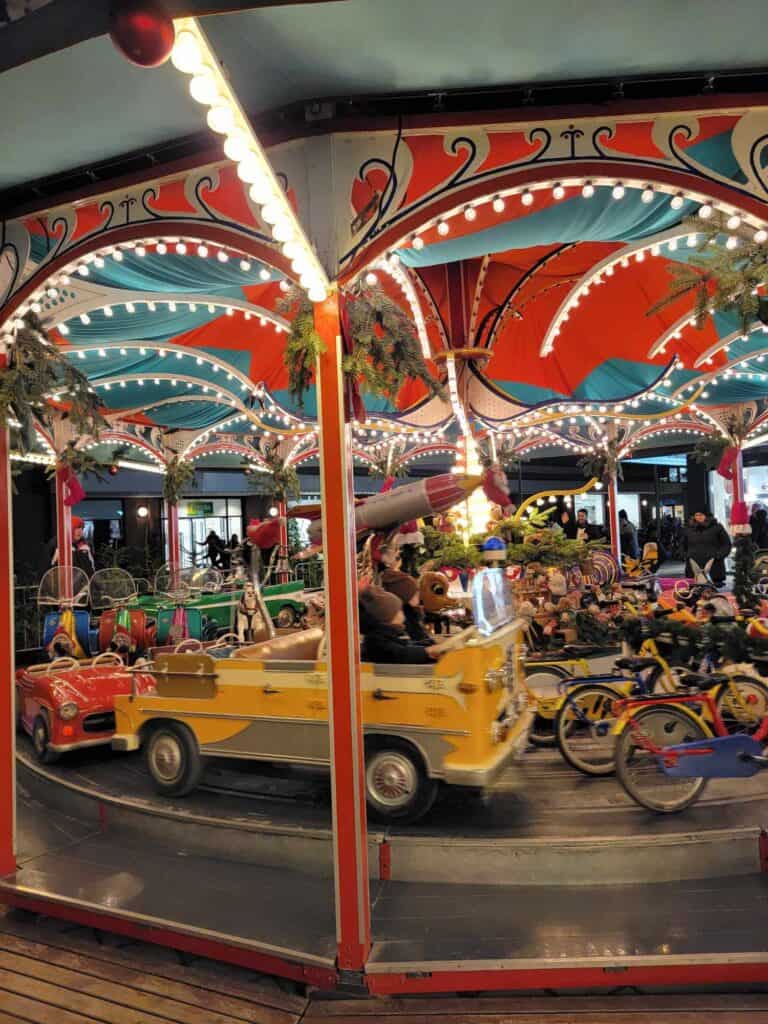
32, 714, 60, 765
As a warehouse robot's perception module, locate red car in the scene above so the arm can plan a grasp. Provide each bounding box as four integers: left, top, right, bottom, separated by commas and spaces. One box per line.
15, 654, 155, 764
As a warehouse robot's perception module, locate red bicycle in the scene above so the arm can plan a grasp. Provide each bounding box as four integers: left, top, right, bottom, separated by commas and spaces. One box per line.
614, 670, 768, 813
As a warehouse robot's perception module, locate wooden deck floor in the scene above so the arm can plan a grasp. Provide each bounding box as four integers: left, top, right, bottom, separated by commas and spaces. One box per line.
2, 905, 768, 1023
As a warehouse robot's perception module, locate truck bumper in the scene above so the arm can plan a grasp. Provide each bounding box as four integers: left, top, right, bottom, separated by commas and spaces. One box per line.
111, 733, 141, 752
443, 708, 533, 788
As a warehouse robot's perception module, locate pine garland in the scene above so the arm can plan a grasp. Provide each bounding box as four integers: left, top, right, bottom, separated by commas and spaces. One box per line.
278, 283, 444, 411
578, 438, 623, 482
733, 534, 759, 611
260, 442, 301, 503
367, 443, 409, 480
163, 456, 196, 506
691, 434, 730, 470
1, 313, 107, 453
45, 441, 107, 482
648, 211, 768, 333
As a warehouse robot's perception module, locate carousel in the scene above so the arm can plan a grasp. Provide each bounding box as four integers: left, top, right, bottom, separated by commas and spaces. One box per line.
3, 5, 768, 997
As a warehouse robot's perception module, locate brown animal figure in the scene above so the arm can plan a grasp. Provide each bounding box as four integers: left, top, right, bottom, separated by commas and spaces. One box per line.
419, 570, 457, 636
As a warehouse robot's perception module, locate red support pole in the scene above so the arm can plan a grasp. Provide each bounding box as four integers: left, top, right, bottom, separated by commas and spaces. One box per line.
732, 445, 745, 507
314, 294, 371, 972
278, 500, 289, 583
0, 419, 16, 875
166, 501, 181, 573
54, 462, 73, 600
606, 472, 621, 562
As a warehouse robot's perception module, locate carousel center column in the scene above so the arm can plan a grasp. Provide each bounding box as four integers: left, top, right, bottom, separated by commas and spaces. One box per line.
314, 293, 371, 971
0, 379, 16, 873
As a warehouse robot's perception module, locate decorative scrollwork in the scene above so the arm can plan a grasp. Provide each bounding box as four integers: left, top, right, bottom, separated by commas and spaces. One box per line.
527, 126, 552, 162
591, 125, 615, 158
140, 186, 162, 220
97, 199, 116, 232
748, 133, 768, 197
446, 135, 479, 188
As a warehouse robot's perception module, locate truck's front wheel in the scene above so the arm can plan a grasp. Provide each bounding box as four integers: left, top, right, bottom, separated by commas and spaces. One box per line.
365, 740, 438, 824
145, 722, 203, 797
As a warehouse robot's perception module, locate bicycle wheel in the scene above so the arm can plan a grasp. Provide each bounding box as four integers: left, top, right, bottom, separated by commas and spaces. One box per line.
555, 683, 624, 775
615, 705, 709, 813
714, 673, 768, 735
525, 665, 571, 747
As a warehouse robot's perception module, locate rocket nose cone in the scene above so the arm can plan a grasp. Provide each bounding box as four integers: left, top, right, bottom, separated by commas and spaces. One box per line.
458, 474, 482, 495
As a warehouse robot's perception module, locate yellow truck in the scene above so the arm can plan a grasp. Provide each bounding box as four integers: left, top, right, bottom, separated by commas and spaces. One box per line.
112, 570, 532, 823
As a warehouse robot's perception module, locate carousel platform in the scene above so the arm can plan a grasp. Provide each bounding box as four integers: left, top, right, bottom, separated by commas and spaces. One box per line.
5, 783, 768, 994
14, 728, 768, 888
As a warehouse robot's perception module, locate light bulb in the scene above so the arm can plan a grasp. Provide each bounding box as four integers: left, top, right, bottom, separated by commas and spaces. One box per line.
176, 242, 187, 255
464, 206, 477, 221
156, 242, 167, 255
207, 105, 235, 135
581, 182, 595, 198
224, 132, 251, 163
189, 72, 219, 106
249, 180, 275, 206
552, 183, 565, 200
279, 280, 290, 293
217, 250, 229, 262
272, 220, 294, 243
670, 193, 685, 210
412, 236, 424, 250
727, 214, 741, 230
640, 187, 654, 203
282, 241, 302, 260
726, 235, 739, 250
699, 203, 713, 219
521, 190, 534, 207
259, 267, 271, 281
197, 244, 208, 258
755, 229, 768, 244
612, 183, 625, 200
365, 272, 378, 286
240, 259, 252, 272
492, 195, 505, 212
436, 220, 450, 236
260, 202, 283, 225
171, 30, 203, 74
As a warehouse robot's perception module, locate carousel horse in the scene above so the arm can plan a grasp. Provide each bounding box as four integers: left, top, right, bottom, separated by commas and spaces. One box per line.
236, 581, 268, 643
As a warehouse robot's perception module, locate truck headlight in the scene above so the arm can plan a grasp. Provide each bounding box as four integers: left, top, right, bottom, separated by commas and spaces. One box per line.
58, 702, 79, 721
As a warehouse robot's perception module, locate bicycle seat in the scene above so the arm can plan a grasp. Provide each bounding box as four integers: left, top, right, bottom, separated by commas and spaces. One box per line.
615, 656, 659, 671
677, 670, 727, 690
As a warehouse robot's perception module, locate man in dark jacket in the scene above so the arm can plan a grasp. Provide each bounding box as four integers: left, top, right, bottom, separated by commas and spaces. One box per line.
359, 586, 445, 664
380, 569, 432, 644
683, 511, 731, 585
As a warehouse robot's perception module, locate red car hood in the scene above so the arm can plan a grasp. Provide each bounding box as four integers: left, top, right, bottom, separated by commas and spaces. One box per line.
21, 667, 154, 711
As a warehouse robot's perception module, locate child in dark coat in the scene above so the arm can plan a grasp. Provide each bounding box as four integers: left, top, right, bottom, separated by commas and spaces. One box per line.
359, 586, 444, 665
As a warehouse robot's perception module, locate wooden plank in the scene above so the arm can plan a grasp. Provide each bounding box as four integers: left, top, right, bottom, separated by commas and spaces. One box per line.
0, 1013, 34, 1024
300, 1015, 768, 1024
0, 909, 304, 1018
0, 988, 100, 1024
0, 936, 280, 1024
304, 994, 768, 1017
0, 948, 255, 1024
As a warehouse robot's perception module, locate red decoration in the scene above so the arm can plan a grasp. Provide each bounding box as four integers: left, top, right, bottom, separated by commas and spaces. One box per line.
62, 468, 85, 507
246, 517, 282, 550
109, 0, 175, 68
717, 445, 739, 481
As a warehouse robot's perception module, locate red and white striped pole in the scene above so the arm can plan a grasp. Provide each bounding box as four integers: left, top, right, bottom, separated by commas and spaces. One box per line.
606, 472, 621, 563
166, 501, 181, 574
54, 462, 73, 601
0, 373, 16, 874
315, 294, 371, 971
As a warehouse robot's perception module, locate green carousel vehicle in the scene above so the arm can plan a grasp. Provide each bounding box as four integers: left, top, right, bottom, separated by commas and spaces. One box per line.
261, 579, 310, 628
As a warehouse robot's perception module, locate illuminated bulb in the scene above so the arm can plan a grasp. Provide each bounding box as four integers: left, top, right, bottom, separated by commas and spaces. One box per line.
156, 242, 167, 254
176, 242, 187, 255
726, 235, 739, 250
755, 228, 768, 244
699, 203, 713, 220
113, 250, 124, 261
670, 193, 685, 210
727, 214, 741, 230
612, 183, 625, 200
171, 30, 203, 74
207, 105, 235, 135
464, 206, 477, 221
641, 187, 654, 203
217, 250, 229, 262
279, 280, 290, 292
79, 313, 90, 324
521, 189, 534, 207
492, 195, 506, 212
667, 238, 678, 251
365, 272, 378, 286
259, 267, 271, 281
58, 324, 69, 336
436, 220, 450, 236
412, 235, 425, 250
582, 182, 595, 198
635, 251, 645, 262
239, 259, 252, 272
136, 245, 146, 258
103, 306, 113, 317
189, 72, 218, 106
77, 264, 89, 276
552, 183, 565, 200
272, 220, 294, 243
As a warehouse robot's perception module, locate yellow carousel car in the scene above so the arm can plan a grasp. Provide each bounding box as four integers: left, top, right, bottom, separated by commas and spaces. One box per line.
112, 570, 532, 823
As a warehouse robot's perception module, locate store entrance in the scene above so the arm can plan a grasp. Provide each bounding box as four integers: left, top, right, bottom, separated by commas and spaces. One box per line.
164, 498, 244, 568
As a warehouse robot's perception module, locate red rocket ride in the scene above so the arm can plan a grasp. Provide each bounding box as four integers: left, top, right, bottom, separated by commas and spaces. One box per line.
290, 473, 481, 545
